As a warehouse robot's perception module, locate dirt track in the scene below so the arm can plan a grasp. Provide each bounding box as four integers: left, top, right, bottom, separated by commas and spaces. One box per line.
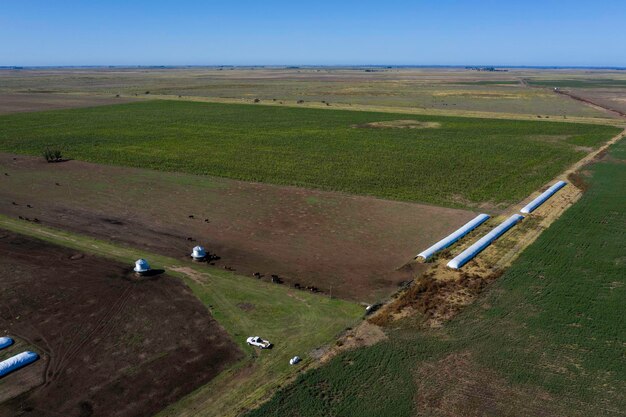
0, 154, 476, 302
0, 231, 241, 417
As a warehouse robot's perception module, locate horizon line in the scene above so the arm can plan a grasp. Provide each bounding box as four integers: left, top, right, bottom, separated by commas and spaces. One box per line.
2, 64, 626, 70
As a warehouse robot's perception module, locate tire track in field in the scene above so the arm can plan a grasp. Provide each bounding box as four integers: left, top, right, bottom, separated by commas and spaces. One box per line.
48, 285, 133, 382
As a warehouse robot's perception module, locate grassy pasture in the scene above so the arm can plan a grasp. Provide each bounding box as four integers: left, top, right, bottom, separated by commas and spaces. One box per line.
246, 138, 626, 416
0, 100, 620, 208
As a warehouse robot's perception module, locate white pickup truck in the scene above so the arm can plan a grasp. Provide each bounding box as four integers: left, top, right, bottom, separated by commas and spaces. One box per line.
246, 336, 272, 349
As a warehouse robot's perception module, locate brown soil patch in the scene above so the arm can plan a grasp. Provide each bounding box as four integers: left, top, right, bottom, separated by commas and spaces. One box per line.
236, 302, 255, 312
0, 153, 476, 302
0, 231, 241, 417
0, 93, 136, 115
318, 321, 387, 364
555, 89, 626, 118
567, 171, 590, 192
369, 268, 503, 327
414, 352, 561, 417
351, 120, 440, 129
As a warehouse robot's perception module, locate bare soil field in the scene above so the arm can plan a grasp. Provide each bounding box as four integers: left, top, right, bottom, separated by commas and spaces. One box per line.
0, 231, 242, 417
563, 88, 626, 116
0, 93, 136, 115
0, 153, 476, 302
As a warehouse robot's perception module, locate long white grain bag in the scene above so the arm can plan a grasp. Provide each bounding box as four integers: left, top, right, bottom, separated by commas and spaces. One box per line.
0, 337, 13, 350
447, 214, 524, 269
0, 351, 39, 378
416, 214, 490, 260
521, 181, 566, 214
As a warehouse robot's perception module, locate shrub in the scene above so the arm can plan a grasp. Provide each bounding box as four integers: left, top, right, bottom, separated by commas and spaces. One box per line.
43, 148, 63, 163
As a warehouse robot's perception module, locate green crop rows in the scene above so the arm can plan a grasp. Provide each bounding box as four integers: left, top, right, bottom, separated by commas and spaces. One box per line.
0, 100, 619, 208
528, 78, 626, 88
246, 139, 626, 416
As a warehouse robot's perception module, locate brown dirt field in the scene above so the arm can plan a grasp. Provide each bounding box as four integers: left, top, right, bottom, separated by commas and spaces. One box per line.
564, 88, 626, 117
0, 153, 477, 302
0, 231, 242, 417
0, 93, 136, 115
554, 89, 626, 118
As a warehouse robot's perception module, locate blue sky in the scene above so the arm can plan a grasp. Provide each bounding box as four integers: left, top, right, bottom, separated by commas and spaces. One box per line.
1, 0, 624, 66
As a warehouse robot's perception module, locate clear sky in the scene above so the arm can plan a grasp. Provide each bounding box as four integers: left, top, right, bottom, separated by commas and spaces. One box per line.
1, 0, 624, 67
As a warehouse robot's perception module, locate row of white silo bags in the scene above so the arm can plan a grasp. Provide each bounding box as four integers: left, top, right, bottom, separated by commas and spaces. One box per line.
416, 214, 490, 261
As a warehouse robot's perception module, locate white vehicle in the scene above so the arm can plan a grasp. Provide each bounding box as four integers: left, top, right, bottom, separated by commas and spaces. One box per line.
289, 356, 301, 365
246, 336, 272, 349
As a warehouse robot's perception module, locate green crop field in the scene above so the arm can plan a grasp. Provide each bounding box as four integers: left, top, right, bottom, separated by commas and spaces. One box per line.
528, 78, 626, 88
0, 100, 620, 208
246, 138, 626, 417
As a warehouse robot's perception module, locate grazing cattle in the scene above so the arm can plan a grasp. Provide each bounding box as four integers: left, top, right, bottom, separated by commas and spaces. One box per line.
188, 215, 195, 219
26, 204, 32, 208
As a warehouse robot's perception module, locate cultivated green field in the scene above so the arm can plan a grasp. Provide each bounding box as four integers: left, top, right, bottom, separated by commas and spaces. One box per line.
246, 138, 626, 416
528, 78, 626, 88
0, 100, 620, 208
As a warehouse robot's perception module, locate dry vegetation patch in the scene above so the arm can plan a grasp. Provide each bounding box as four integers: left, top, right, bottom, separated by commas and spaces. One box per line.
351, 119, 441, 129
319, 321, 387, 364
369, 267, 503, 327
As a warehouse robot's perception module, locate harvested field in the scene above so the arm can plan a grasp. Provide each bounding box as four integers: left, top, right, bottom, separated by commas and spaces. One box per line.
0, 153, 476, 302
0, 93, 136, 115
0, 231, 242, 417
